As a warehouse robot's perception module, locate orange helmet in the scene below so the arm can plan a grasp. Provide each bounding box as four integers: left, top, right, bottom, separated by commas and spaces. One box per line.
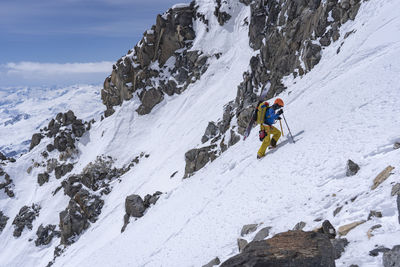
274, 98, 284, 107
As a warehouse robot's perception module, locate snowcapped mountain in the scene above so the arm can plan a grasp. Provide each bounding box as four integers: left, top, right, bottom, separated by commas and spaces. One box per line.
1, 0, 400, 266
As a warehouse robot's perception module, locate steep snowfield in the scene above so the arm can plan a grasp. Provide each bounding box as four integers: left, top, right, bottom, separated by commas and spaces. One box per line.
1, 0, 400, 266
0, 85, 104, 157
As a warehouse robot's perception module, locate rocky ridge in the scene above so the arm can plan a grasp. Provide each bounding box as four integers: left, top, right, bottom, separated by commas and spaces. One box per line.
101, 2, 217, 117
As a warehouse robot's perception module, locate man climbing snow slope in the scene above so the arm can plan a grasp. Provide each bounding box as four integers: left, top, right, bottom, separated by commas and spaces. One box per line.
257, 98, 284, 159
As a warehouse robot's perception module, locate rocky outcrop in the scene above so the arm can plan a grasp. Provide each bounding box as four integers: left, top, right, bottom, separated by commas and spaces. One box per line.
0, 211, 9, 234
184, 145, 218, 178
38, 172, 50, 186
102, 3, 211, 117
59, 189, 104, 245
221, 231, 336, 267
0, 167, 14, 197
214, 0, 231, 26
12, 204, 41, 237
35, 224, 61, 246
121, 191, 162, 232
184, 101, 239, 177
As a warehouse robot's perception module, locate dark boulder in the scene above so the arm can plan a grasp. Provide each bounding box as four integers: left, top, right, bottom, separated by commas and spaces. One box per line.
184, 145, 218, 178
38, 172, 50, 186
369, 246, 390, 257
346, 159, 360, 176
35, 224, 61, 246
221, 231, 336, 267
12, 204, 41, 237
125, 194, 146, 218
0, 211, 9, 234
136, 88, 164, 115
55, 164, 73, 179
383, 245, 400, 267
30, 133, 43, 151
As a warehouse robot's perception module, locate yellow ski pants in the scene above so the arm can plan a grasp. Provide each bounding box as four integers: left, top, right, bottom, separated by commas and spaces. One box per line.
257, 125, 281, 157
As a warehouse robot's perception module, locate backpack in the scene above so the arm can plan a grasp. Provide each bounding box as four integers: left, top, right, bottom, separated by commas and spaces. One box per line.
253, 101, 269, 125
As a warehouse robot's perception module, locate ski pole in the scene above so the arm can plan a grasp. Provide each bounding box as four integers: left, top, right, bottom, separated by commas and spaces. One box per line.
279, 120, 284, 136
282, 114, 295, 143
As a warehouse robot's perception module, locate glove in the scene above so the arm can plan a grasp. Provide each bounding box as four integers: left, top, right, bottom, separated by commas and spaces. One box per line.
277, 109, 283, 115
277, 116, 282, 120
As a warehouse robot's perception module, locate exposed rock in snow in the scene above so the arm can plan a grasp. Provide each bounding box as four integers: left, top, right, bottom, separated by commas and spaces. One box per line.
252, 226, 271, 241
237, 238, 248, 253
371, 165, 395, 190
383, 245, 400, 267
391, 183, 400, 196
0, 211, 9, 234
293, 221, 306, 231
331, 238, 349, 260
221, 231, 335, 266
59, 189, 103, 245
0, 167, 14, 197
240, 223, 258, 236
125, 194, 146, 218
369, 246, 390, 257
35, 224, 61, 247
101, 2, 211, 117
12, 204, 41, 237
122, 191, 162, 232
346, 159, 360, 176
202, 256, 220, 267
37, 172, 50, 186
338, 220, 366, 236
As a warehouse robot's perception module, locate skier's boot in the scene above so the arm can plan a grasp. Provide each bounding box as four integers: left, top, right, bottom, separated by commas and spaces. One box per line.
269, 138, 277, 149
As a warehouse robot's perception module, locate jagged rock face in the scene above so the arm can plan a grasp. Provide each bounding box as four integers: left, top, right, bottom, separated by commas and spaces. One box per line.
221, 231, 336, 267
54, 164, 74, 179
35, 224, 61, 247
0, 211, 9, 234
236, 0, 362, 133
59, 189, 104, 245
12, 204, 41, 237
101, 2, 210, 117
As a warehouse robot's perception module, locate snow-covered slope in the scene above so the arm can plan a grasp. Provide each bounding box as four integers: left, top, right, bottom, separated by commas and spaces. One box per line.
1, 0, 400, 266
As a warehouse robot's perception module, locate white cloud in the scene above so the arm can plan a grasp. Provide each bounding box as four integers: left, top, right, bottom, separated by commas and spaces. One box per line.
5, 61, 113, 75
0, 61, 114, 87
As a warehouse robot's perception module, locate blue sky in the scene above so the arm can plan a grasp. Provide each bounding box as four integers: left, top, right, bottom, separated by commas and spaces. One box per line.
0, 0, 190, 86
